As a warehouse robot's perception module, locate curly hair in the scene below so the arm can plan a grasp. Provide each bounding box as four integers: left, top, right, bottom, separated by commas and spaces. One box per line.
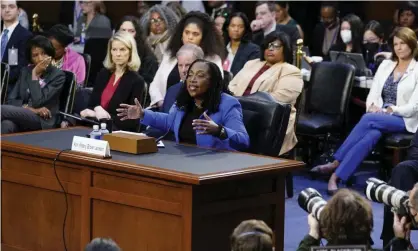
167, 11, 225, 59
116, 15, 155, 61
139, 4, 179, 36
175, 59, 231, 114
230, 220, 273, 251
319, 189, 373, 246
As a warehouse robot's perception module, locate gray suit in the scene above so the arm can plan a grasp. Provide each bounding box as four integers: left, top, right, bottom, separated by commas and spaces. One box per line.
75, 14, 112, 39
1, 65, 65, 133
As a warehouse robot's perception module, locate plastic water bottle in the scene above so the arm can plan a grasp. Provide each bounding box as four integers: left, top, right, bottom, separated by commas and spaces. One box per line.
89, 125, 102, 140
99, 123, 109, 139
81, 23, 86, 44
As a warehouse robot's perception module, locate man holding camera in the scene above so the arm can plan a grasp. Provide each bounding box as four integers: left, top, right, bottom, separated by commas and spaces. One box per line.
391, 183, 418, 251
381, 131, 418, 247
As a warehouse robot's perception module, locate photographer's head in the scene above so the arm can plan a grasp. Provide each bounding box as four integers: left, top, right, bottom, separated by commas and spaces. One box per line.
230, 220, 273, 251
311, 189, 373, 246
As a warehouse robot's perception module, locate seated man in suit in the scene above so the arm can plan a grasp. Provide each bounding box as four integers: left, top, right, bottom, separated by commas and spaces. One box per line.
1, 0, 33, 94
380, 130, 418, 247
250, 1, 300, 48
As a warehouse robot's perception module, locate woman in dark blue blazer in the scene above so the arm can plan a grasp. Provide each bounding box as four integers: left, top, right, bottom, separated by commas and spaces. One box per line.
222, 12, 261, 77
117, 59, 250, 151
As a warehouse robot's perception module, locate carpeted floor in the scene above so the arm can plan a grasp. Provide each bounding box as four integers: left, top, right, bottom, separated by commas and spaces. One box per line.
284, 173, 418, 251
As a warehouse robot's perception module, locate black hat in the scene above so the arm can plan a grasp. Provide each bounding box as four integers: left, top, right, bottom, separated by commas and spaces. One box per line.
48, 24, 74, 47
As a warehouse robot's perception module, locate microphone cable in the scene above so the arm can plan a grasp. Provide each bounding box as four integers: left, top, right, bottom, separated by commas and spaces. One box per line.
53, 148, 71, 251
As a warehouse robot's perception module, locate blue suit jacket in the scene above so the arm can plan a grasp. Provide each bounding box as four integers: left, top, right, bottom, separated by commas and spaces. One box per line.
141, 93, 250, 151
230, 42, 261, 77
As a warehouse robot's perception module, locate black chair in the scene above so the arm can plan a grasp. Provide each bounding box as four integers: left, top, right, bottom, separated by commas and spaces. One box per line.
236, 92, 295, 198
58, 71, 77, 126
80, 53, 91, 87
223, 70, 233, 88
1, 62, 10, 104
379, 132, 415, 179
296, 62, 356, 165
84, 38, 109, 87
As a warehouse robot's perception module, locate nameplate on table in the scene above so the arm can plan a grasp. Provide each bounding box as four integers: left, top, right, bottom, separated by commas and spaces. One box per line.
311, 245, 367, 251
71, 136, 111, 157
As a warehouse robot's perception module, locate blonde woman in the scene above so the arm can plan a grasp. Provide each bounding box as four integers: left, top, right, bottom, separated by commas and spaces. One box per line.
80, 31, 145, 132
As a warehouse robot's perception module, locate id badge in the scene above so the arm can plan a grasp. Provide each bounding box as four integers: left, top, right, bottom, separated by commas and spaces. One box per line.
8, 48, 18, 66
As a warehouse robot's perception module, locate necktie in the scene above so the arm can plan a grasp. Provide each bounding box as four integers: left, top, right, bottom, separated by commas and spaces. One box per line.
1, 29, 9, 60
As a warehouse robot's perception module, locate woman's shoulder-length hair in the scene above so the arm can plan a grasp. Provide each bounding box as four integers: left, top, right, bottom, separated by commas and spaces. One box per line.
103, 31, 141, 72
260, 31, 293, 64
389, 27, 418, 61
26, 35, 56, 63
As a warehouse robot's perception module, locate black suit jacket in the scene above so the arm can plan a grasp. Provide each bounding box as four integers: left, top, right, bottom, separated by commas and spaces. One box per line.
7, 65, 65, 129
252, 24, 300, 47
408, 131, 418, 160
1, 24, 32, 88
88, 68, 145, 132
230, 41, 261, 77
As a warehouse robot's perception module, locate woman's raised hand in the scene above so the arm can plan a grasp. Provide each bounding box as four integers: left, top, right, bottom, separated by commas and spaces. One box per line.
117, 98, 144, 121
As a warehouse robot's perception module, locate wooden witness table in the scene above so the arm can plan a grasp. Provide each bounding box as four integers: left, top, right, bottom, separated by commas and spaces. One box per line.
1, 128, 304, 251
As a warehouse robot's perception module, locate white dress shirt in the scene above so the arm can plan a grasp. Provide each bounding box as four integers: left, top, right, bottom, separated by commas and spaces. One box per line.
1, 20, 19, 41
224, 42, 235, 72
264, 22, 276, 36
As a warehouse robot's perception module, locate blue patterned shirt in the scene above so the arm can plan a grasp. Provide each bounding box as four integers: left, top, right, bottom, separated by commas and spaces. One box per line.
382, 72, 399, 108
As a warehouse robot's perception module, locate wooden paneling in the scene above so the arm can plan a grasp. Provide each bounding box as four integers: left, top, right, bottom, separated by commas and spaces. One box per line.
2, 182, 81, 251
2, 128, 303, 251
91, 199, 183, 251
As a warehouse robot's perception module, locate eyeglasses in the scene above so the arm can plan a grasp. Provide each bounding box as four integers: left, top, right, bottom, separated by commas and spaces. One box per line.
150, 18, 164, 24
267, 42, 282, 50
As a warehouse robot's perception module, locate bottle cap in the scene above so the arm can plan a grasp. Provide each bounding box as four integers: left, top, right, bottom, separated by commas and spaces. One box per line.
93, 125, 99, 130
101, 123, 107, 129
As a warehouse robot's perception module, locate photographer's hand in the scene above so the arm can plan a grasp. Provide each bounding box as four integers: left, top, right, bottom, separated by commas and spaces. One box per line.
308, 214, 320, 240
393, 214, 411, 239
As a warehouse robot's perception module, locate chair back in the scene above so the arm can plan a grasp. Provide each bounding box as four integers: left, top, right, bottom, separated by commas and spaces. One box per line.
84, 38, 109, 87
306, 62, 355, 125
1, 62, 10, 104
60, 71, 77, 114
236, 92, 291, 156
80, 53, 91, 87
223, 70, 233, 88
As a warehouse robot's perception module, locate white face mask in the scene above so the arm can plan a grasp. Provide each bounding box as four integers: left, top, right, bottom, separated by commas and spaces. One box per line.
340, 30, 352, 44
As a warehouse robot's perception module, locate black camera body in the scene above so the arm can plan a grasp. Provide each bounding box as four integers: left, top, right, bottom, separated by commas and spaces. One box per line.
365, 178, 410, 217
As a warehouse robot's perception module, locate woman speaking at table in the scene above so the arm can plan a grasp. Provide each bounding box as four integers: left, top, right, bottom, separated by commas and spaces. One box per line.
117, 59, 250, 151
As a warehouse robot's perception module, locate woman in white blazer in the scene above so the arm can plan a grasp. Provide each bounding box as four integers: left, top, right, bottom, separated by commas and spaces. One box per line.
312, 27, 418, 194
149, 11, 225, 108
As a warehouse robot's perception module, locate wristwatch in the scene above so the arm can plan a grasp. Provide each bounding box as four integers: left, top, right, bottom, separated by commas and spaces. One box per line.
218, 125, 226, 139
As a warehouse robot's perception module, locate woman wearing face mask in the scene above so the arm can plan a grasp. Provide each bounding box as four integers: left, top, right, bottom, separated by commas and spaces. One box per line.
363, 20, 390, 75
148, 11, 225, 109
140, 5, 180, 64
117, 59, 250, 151
329, 14, 364, 56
